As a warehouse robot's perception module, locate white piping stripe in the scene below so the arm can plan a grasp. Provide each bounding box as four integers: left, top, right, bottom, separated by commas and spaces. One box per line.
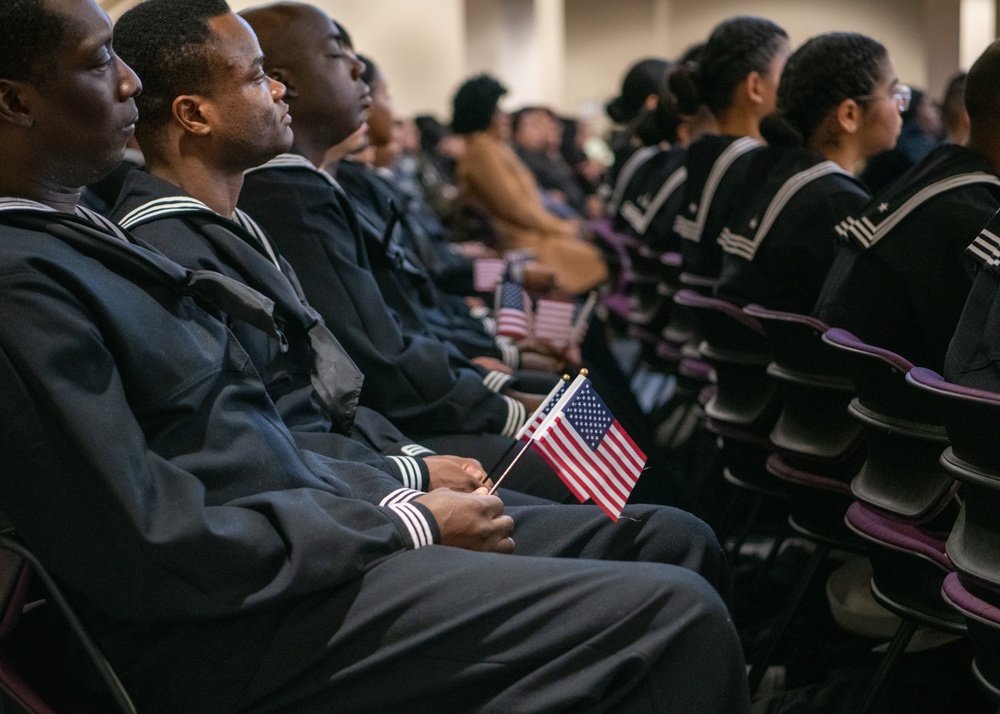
630, 166, 687, 234
387, 502, 434, 548
501, 395, 526, 437
863, 173, 1000, 248
379, 488, 424, 506
719, 162, 846, 260
400, 443, 434, 457
245, 153, 341, 188
119, 198, 211, 229
232, 209, 282, 270
387, 456, 422, 490
482, 371, 512, 393
687, 137, 761, 243
608, 146, 660, 215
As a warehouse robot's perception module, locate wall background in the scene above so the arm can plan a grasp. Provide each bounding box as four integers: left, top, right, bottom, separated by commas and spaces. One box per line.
100, 0, 997, 121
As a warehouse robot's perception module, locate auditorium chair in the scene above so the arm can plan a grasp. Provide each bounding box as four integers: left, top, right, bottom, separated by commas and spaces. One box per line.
0, 529, 136, 714
907, 367, 1000, 708
822, 332, 964, 713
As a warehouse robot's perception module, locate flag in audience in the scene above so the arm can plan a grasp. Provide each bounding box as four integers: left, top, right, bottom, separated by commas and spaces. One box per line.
495, 279, 532, 339
530, 375, 646, 520
516, 375, 571, 441
473, 258, 507, 293
533, 298, 578, 347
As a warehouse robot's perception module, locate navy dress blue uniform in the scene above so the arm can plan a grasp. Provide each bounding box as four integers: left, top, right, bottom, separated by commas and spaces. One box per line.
238, 154, 527, 439
815, 144, 1000, 371
945, 209, 1000, 390
0, 198, 751, 714
715, 146, 870, 313
611, 145, 688, 255
674, 135, 763, 279
113, 169, 568, 502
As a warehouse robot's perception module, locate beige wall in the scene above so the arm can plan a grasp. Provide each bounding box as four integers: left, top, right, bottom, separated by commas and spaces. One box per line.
100, 0, 989, 120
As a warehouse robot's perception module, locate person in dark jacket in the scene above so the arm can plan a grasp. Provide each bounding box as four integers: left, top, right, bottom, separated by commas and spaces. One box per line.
0, 2, 751, 712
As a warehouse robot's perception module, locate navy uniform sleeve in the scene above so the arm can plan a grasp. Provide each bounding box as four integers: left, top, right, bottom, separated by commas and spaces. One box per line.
0, 259, 438, 623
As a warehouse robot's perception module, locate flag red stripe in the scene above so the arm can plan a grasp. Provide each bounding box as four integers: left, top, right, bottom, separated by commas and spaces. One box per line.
541, 418, 629, 510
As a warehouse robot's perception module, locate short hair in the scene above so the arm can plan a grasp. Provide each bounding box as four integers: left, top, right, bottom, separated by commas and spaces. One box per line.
761, 33, 887, 147
114, 0, 232, 134
965, 41, 1000, 135
451, 74, 506, 135
0, 0, 67, 82
669, 16, 787, 116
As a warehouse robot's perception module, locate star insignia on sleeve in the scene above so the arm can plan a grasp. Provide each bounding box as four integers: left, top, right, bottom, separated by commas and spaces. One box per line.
749, 218, 759, 230
878, 202, 889, 213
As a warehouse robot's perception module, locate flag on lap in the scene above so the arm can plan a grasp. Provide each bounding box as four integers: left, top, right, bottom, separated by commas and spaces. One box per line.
531, 375, 646, 520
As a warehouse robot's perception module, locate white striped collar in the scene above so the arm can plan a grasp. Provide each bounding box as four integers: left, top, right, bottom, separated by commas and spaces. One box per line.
836, 172, 1000, 249
686, 136, 761, 243
719, 161, 847, 261
620, 165, 687, 235
0, 197, 130, 242
118, 196, 282, 270
607, 145, 659, 216
245, 153, 341, 189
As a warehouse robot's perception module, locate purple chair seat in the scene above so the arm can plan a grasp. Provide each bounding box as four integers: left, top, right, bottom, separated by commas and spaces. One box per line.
942, 572, 1000, 699
846, 502, 952, 571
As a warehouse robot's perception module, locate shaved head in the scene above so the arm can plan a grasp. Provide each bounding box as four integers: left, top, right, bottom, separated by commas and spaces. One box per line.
240, 2, 326, 74
966, 40, 1000, 131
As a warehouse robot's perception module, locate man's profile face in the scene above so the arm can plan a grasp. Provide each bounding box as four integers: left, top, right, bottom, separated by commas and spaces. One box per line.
201, 13, 293, 168
24, 0, 140, 187
290, 12, 370, 147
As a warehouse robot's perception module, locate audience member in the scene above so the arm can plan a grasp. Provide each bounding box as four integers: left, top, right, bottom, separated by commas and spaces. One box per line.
452, 74, 609, 294
715, 32, 900, 313
0, 3, 753, 713
815, 40, 1000, 372
670, 16, 790, 280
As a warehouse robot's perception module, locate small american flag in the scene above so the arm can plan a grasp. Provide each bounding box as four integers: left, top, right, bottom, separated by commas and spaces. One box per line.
515, 376, 571, 441
531, 376, 646, 520
473, 258, 507, 293
533, 298, 578, 347
495, 280, 532, 339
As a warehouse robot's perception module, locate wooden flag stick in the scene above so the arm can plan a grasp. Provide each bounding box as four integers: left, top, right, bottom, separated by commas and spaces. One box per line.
487, 440, 534, 495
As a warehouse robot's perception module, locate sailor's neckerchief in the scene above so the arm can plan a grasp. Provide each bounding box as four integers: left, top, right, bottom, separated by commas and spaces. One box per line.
836, 145, 1000, 250
243, 153, 519, 400
673, 136, 762, 243
719, 160, 850, 261
115, 187, 365, 435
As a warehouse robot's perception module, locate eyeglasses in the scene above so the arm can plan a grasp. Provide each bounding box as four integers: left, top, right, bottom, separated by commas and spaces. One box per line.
856, 84, 912, 113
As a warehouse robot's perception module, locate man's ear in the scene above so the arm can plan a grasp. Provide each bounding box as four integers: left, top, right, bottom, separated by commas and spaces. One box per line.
172, 94, 212, 136
836, 98, 862, 135
0, 79, 35, 128
269, 68, 295, 99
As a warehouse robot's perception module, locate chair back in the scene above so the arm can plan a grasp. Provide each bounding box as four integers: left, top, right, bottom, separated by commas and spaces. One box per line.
823, 330, 953, 523
673, 290, 777, 429
907, 369, 1000, 594
744, 306, 862, 469
0, 534, 136, 714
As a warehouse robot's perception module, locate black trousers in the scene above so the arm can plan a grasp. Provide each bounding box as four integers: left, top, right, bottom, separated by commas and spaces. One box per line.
107, 504, 750, 714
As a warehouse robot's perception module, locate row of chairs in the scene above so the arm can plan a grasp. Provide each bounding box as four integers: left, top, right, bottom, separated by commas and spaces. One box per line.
663, 281, 1000, 713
